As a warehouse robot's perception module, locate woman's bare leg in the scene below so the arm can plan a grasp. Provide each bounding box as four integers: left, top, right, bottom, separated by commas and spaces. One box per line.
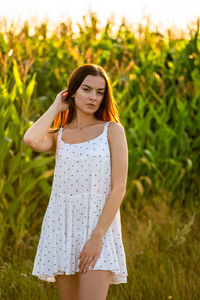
55, 272, 79, 300
78, 270, 113, 300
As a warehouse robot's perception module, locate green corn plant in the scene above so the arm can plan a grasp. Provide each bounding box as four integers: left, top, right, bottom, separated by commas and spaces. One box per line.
0, 61, 55, 255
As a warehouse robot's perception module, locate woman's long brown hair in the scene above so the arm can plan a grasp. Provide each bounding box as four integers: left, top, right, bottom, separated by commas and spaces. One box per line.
48, 63, 121, 132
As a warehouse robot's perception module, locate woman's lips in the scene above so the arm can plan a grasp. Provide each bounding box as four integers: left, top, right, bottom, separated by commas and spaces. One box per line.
87, 104, 95, 108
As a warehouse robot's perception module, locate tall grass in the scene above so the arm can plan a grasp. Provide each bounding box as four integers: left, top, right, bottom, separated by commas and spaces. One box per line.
0, 11, 200, 299
1, 199, 200, 299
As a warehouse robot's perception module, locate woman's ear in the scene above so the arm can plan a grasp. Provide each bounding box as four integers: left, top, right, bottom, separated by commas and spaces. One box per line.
71, 91, 76, 100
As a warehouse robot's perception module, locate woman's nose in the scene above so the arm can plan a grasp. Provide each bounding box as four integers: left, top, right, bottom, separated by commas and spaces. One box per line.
89, 90, 97, 99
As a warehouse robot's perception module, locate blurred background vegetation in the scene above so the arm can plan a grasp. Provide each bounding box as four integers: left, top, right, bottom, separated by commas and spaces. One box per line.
0, 11, 200, 299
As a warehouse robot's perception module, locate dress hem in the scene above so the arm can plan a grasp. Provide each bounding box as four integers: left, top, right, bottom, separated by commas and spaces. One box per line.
32, 269, 127, 285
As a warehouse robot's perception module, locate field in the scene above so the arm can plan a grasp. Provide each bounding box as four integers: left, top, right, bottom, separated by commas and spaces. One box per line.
0, 12, 200, 299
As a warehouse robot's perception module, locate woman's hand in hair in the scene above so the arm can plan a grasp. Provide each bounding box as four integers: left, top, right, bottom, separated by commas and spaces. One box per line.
51, 89, 70, 113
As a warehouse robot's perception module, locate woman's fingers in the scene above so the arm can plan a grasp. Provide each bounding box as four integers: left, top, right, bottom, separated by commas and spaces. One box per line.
84, 256, 94, 272
61, 90, 68, 97
79, 256, 94, 273
90, 256, 99, 270
79, 255, 88, 271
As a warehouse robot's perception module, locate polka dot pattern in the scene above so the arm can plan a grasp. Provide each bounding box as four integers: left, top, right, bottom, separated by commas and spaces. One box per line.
32, 121, 128, 284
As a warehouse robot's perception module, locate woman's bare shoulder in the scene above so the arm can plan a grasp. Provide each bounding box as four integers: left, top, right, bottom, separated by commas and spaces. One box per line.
108, 121, 124, 129
107, 121, 126, 142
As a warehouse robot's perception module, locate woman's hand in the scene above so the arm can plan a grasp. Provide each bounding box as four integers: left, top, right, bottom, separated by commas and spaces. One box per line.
78, 236, 103, 273
51, 89, 70, 113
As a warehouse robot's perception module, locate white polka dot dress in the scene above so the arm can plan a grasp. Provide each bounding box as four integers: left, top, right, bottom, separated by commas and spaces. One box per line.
32, 121, 128, 284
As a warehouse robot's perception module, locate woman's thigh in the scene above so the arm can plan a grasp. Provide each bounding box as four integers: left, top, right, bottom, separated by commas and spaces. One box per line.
55, 272, 79, 300
78, 270, 113, 300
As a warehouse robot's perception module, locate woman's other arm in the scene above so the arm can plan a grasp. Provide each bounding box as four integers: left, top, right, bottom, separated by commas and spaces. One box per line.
91, 121, 128, 240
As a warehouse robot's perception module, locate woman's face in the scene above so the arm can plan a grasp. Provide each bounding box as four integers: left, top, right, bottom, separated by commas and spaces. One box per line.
72, 75, 106, 115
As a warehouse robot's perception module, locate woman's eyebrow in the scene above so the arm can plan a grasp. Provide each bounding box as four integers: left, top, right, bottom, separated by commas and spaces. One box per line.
82, 84, 105, 90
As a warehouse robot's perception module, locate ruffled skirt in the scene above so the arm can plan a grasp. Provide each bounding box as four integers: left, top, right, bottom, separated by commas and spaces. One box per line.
32, 192, 128, 284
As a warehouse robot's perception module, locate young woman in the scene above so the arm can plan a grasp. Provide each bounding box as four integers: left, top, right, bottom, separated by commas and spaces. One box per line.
24, 64, 128, 300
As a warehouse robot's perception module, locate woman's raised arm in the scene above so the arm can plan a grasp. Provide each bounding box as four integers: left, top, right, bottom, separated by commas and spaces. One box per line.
23, 89, 69, 153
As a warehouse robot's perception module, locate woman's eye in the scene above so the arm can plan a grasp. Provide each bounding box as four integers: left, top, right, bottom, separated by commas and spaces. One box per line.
82, 88, 103, 95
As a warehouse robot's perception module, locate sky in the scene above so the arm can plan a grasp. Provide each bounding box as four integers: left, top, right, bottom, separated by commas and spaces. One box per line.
0, 0, 200, 35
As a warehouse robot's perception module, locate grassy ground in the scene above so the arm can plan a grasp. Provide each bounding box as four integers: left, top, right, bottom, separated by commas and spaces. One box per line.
1, 194, 200, 300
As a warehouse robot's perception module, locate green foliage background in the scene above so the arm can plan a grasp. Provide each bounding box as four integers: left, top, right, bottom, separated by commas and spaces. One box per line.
0, 12, 200, 299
